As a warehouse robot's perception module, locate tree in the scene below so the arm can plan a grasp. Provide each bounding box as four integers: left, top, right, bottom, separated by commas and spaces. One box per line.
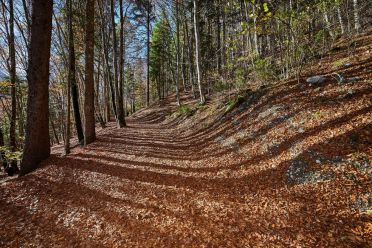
111, 0, 125, 128
65, 0, 73, 155
353, 0, 361, 33
0, 126, 7, 170
193, 0, 205, 105
132, 0, 153, 107
118, 0, 127, 126
8, 0, 18, 172
20, 0, 53, 176
84, 0, 96, 145
175, 0, 181, 106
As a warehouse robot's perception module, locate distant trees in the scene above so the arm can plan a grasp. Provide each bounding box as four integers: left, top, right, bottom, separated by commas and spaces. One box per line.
149, 13, 172, 101
20, 0, 53, 175
132, 0, 153, 107
0, 0, 371, 175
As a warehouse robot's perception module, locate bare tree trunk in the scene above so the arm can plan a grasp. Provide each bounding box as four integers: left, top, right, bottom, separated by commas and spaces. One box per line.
98, 1, 117, 119
111, 0, 125, 128
175, 0, 181, 106
146, 0, 151, 107
50, 118, 60, 145
353, 0, 361, 33
0, 126, 7, 170
185, 18, 196, 98
65, 0, 73, 155
8, 0, 18, 172
118, 0, 126, 126
20, 0, 53, 176
337, 6, 345, 35
193, 0, 205, 105
95, 56, 106, 128
84, 0, 96, 145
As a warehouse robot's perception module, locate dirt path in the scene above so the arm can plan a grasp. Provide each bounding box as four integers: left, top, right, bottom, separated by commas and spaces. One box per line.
1, 84, 372, 247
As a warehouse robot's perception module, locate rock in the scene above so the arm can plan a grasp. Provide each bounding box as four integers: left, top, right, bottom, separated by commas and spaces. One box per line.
215, 135, 225, 143
232, 120, 240, 126
344, 63, 352, 68
346, 89, 355, 98
286, 159, 311, 185
258, 105, 283, 120
352, 192, 372, 213
298, 128, 305, 133
306, 75, 326, 86
286, 159, 334, 185
316, 159, 322, 164
347, 77, 361, 83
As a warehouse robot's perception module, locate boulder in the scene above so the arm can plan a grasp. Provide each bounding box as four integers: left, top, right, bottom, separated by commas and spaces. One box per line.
306, 75, 326, 86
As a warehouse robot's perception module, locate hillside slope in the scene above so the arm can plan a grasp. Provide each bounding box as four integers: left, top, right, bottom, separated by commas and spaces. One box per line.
0, 34, 371, 247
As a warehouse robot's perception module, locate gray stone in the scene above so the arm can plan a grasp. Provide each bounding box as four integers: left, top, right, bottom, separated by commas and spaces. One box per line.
306, 75, 326, 85
348, 77, 361, 83
344, 63, 352, 67
286, 159, 334, 185
215, 135, 225, 143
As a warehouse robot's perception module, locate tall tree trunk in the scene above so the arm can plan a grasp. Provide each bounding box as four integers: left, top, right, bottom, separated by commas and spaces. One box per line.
84, 0, 96, 145
193, 0, 205, 105
337, 6, 345, 35
353, 0, 361, 33
185, 18, 196, 98
98, 0, 117, 119
0, 126, 7, 170
94, 57, 106, 128
8, 0, 18, 172
175, 0, 181, 106
118, 0, 126, 126
68, 0, 84, 145
111, 0, 125, 128
146, 0, 151, 107
20, 0, 53, 176
65, 0, 73, 155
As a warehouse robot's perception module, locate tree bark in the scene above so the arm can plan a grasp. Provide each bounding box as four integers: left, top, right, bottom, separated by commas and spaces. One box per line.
9, 0, 18, 172
175, 0, 181, 106
20, 0, 53, 176
111, 0, 125, 128
353, 0, 361, 33
146, 0, 151, 107
84, 0, 96, 145
193, 0, 205, 105
68, 0, 84, 145
118, 0, 126, 126
0, 126, 7, 170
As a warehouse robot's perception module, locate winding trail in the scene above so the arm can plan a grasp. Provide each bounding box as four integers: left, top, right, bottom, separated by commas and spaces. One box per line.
1, 82, 372, 247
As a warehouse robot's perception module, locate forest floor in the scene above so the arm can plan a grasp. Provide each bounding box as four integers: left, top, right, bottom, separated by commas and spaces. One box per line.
1, 34, 372, 247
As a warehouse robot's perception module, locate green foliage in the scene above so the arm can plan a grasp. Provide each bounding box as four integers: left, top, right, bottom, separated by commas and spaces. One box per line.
0, 146, 22, 162
234, 67, 249, 89
213, 80, 230, 93
251, 57, 277, 81
332, 58, 349, 69
149, 13, 173, 82
225, 95, 244, 113
315, 30, 326, 43
312, 111, 323, 120
176, 105, 191, 115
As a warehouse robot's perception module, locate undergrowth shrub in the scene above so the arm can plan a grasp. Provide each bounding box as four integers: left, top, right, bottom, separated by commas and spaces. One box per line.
251, 57, 277, 82
176, 105, 192, 116
225, 95, 245, 113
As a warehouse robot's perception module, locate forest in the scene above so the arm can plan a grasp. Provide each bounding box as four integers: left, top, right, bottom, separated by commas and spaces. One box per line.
0, 0, 371, 246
